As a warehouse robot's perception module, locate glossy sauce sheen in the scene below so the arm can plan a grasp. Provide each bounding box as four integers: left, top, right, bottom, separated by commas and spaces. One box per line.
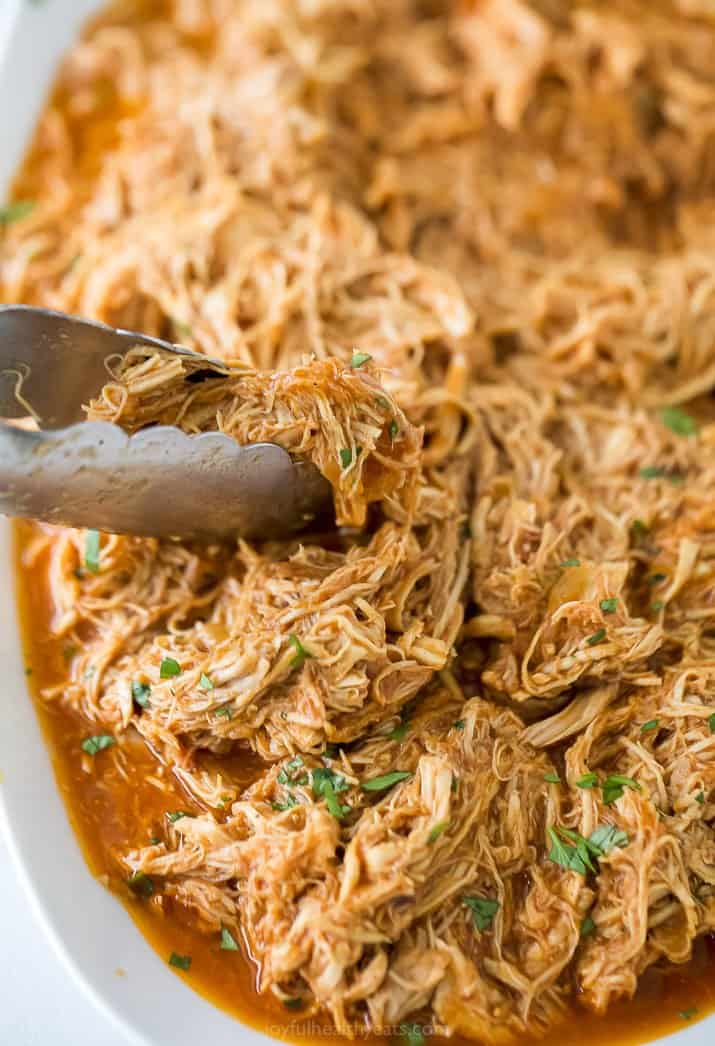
9, 1, 715, 1041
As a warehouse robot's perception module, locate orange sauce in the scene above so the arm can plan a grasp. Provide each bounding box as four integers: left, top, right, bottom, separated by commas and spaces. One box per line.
7, 1, 715, 1042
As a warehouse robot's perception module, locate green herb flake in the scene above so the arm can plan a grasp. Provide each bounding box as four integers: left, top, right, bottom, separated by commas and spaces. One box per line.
560, 557, 580, 568
63, 644, 77, 663
81, 734, 115, 756
220, 926, 239, 951
639, 465, 666, 480
0, 200, 35, 225
587, 824, 629, 854
463, 895, 500, 932
544, 772, 561, 784
602, 775, 642, 805
547, 826, 595, 876
630, 519, 649, 539
127, 872, 154, 899
389, 419, 399, 440
131, 681, 151, 708
166, 811, 192, 823
159, 657, 181, 679
641, 719, 659, 733
695, 791, 705, 805
428, 820, 450, 844
212, 704, 233, 720
312, 767, 351, 819
580, 914, 596, 938
576, 772, 598, 789
283, 998, 303, 1011
709, 712, 715, 734
649, 572, 667, 586
586, 628, 607, 647
453, 719, 465, 731
400, 1024, 426, 1046
350, 352, 372, 368
387, 720, 410, 742
199, 673, 214, 691
168, 952, 191, 971
277, 755, 305, 786
659, 406, 697, 437
599, 598, 618, 614
651, 601, 665, 612
288, 633, 312, 670
362, 770, 412, 792
679, 1006, 698, 1021
339, 447, 354, 469
84, 529, 101, 574
271, 795, 298, 812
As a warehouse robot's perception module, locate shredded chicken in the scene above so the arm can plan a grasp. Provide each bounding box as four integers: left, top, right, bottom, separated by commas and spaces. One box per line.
5, 0, 715, 1040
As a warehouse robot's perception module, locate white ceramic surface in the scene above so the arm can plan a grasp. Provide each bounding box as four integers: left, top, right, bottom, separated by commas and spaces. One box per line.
0, 3, 710, 1046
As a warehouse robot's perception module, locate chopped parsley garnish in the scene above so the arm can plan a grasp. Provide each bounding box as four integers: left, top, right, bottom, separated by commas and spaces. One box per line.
168, 952, 191, 971
220, 926, 239, 951
587, 824, 629, 854
453, 719, 465, 730
599, 598, 618, 614
159, 657, 181, 679
651, 600, 664, 612
679, 1006, 698, 1021
131, 681, 151, 708
649, 572, 667, 585
400, 1024, 426, 1046
350, 352, 372, 368
212, 704, 233, 719
463, 895, 499, 931
277, 755, 305, 786
84, 529, 101, 574
548, 823, 629, 875
659, 405, 697, 437
389, 419, 399, 440
311, 767, 351, 819
339, 447, 354, 469
199, 673, 214, 691
709, 712, 715, 734
0, 200, 35, 225
639, 465, 666, 479
81, 734, 115, 756
576, 772, 598, 789
560, 557, 580, 568
271, 795, 298, 812
166, 811, 192, 823
602, 775, 641, 805
641, 719, 659, 733
544, 772, 561, 784
630, 519, 649, 538
547, 826, 597, 876
580, 914, 596, 938
362, 770, 412, 792
288, 633, 312, 669
127, 873, 154, 898
63, 644, 77, 663
586, 628, 607, 646
696, 791, 705, 805
387, 720, 410, 741
428, 820, 450, 844
283, 998, 303, 1011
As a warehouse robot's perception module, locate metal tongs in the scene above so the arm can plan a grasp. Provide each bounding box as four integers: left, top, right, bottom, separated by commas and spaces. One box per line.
0, 306, 332, 540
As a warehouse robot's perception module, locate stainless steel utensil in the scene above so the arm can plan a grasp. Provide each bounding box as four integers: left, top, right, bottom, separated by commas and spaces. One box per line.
0, 305, 332, 540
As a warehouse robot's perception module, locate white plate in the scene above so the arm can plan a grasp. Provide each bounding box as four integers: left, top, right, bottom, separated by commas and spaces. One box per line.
0, 3, 710, 1046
